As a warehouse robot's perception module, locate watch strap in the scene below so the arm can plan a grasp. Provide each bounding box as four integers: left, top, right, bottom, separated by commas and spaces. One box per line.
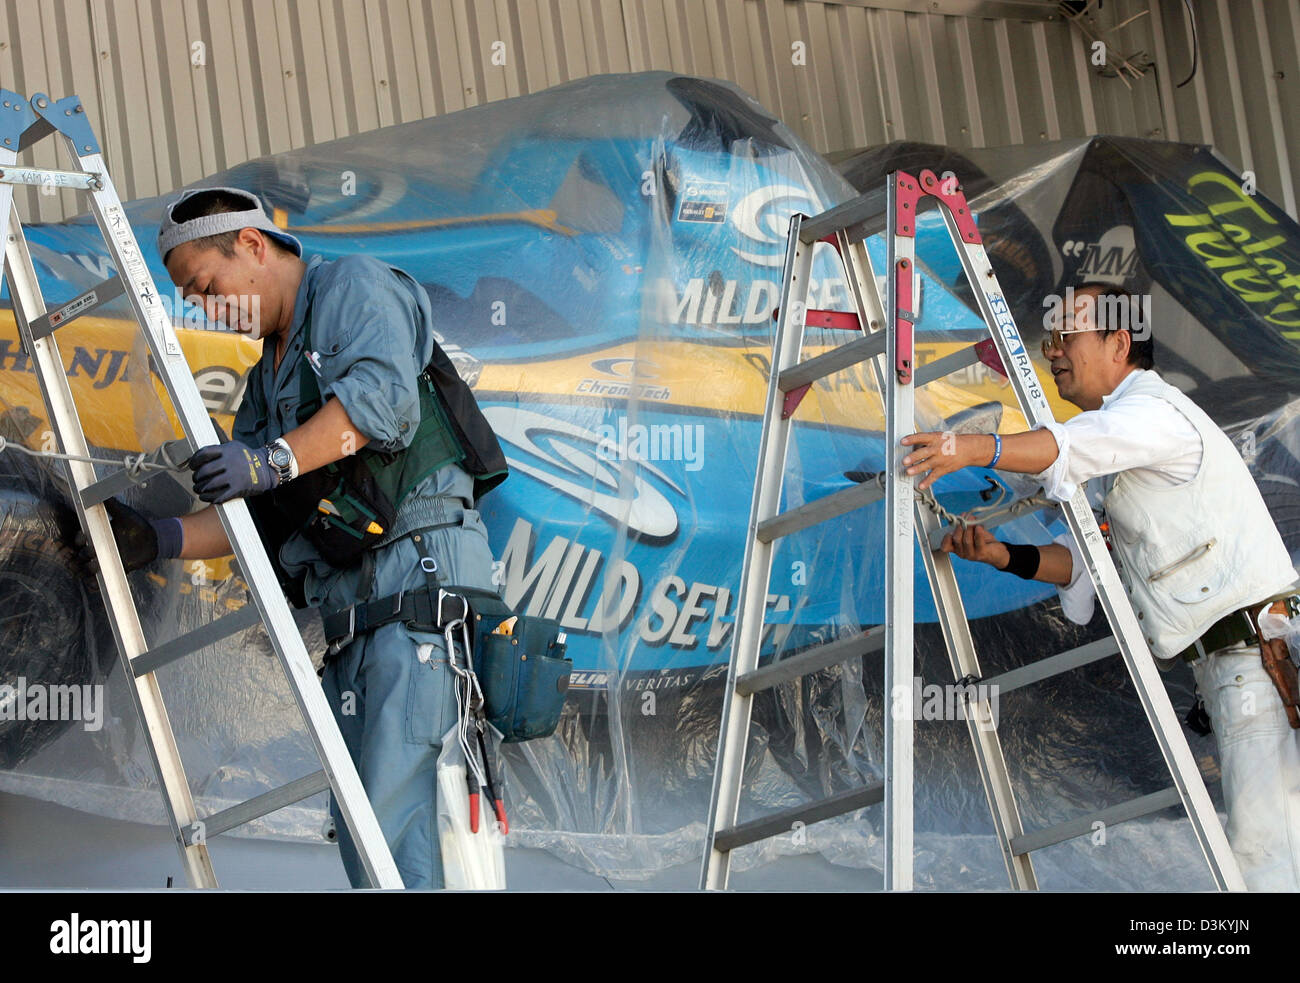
267, 437, 299, 482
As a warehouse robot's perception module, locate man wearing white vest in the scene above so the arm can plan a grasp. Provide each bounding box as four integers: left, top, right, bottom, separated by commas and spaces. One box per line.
900, 282, 1300, 891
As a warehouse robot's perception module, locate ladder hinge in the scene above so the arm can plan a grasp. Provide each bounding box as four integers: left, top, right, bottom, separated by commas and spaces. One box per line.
29, 92, 100, 155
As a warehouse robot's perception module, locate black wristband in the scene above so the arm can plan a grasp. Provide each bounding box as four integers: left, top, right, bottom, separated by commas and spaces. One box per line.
1001, 543, 1041, 580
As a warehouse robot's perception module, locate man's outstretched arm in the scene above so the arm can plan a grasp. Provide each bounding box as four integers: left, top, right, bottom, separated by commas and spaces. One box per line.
900, 429, 1060, 490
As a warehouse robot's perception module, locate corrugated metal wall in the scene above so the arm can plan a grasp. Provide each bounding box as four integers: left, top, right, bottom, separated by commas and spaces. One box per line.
1142, 0, 1299, 218
1, 0, 1295, 222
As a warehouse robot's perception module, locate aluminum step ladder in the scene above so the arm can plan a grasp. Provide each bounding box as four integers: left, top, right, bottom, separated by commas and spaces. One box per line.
700, 168, 1245, 892
0, 90, 402, 889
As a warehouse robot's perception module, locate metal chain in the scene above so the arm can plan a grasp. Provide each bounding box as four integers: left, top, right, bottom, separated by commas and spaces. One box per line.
859, 470, 1054, 528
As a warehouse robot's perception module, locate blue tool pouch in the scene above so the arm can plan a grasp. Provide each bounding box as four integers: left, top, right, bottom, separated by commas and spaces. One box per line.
445, 586, 571, 743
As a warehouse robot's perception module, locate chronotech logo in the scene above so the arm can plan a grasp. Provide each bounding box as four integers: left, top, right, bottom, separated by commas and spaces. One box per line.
576, 357, 670, 401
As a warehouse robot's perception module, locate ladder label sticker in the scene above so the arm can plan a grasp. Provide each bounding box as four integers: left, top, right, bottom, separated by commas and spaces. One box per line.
677, 182, 728, 224
103, 204, 182, 354
152, 311, 182, 356
49, 290, 97, 327
987, 292, 1045, 407
105, 206, 150, 284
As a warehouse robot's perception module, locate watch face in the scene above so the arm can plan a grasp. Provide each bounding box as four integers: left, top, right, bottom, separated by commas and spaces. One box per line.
270, 447, 292, 469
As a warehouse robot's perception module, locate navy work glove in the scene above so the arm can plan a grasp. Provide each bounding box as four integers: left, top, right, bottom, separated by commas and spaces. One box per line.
187, 441, 279, 504
76, 498, 184, 574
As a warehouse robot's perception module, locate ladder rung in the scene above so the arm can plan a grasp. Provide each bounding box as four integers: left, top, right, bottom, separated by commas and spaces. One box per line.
29, 276, 125, 339
915, 344, 979, 387
0, 164, 100, 190
714, 782, 885, 855
79, 438, 192, 508
778, 332, 885, 393
915, 338, 1006, 387
80, 468, 151, 508
736, 626, 884, 695
1009, 787, 1182, 856
180, 770, 332, 845
756, 479, 884, 543
980, 637, 1120, 696
799, 187, 888, 244
132, 605, 263, 677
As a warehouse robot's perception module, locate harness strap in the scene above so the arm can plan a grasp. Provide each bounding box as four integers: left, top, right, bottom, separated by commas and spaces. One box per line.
320, 519, 469, 653
296, 302, 468, 511
322, 584, 473, 652
357, 550, 376, 605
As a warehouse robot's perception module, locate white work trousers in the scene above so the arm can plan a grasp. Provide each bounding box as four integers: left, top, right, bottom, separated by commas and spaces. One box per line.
1192, 644, 1300, 891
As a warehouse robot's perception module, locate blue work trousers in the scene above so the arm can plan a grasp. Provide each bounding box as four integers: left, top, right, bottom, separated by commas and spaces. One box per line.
319, 507, 497, 888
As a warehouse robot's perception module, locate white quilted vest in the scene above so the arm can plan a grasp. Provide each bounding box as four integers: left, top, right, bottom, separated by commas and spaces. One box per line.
1100, 371, 1296, 659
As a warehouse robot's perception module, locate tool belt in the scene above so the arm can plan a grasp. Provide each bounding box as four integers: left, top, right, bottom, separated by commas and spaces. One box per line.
1181, 592, 1300, 730
321, 552, 572, 743
1179, 593, 1300, 662
1178, 609, 1262, 662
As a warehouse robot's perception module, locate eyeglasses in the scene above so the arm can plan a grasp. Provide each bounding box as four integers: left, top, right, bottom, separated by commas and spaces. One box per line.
1040, 325, 1103, 359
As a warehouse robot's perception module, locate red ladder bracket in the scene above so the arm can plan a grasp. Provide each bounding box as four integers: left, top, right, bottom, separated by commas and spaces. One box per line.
974, 337, 1007, 378
782, 383, 811, 420
918, 168, 981, 245
893, 256, 914, 385
803, 308, 861, 331
892, 172, 923, 385
770, 306, 861, 331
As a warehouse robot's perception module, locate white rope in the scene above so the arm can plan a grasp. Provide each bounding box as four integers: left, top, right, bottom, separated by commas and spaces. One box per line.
0, 434, 175, 476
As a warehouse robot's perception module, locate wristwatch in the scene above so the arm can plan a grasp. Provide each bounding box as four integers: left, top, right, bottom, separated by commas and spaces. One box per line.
266, 437, 299, 484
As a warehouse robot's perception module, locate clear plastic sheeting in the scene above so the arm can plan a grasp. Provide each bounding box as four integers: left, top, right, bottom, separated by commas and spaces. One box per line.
0, 78, 1289, 889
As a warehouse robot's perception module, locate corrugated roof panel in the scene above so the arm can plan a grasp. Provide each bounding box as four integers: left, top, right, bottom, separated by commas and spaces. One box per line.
0, 0, 1294, 222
